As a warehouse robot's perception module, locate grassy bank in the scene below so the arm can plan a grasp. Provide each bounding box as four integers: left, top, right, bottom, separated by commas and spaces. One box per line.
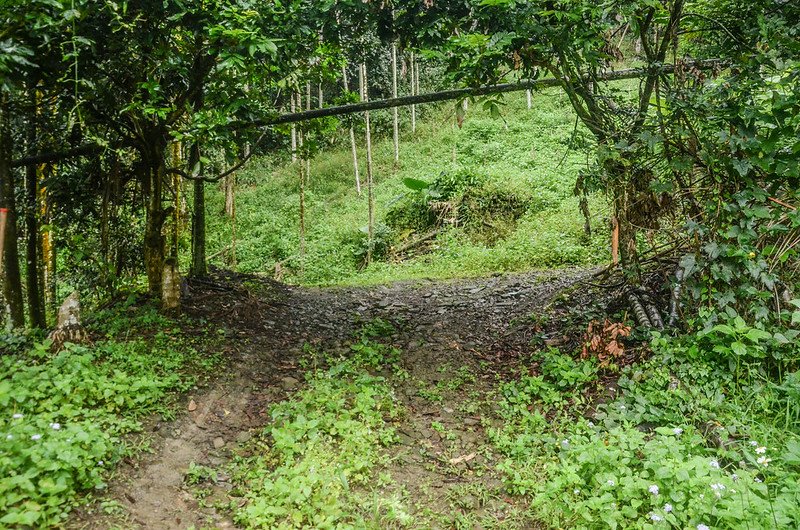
205, 89, 609, 286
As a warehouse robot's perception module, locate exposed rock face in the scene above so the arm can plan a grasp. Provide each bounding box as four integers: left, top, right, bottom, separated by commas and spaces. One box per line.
48, 291, 89, 351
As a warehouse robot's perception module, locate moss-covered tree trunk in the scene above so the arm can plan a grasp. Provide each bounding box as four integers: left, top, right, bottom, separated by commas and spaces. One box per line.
142, 137, 168, 295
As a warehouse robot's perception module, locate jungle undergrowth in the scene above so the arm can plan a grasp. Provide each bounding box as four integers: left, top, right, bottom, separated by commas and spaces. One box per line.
0, 298, 223, 528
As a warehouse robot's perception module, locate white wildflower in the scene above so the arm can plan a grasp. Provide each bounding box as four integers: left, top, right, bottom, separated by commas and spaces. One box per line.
663, 503, 673, 513
587, 421, 595, 428
673, 427, 683, 435
12, 413, 23, 419
754, 477, 762, 483
731, 473, 739, 481
574, 489, 580, 494
98, 460, 104, 466
755, 446, 766, 454
710, 483, 726, 497
31, 434, 42, 441
5, 434, 12, 440
649, 484, 660, 496
561, 439, 570, 448
50, 423, 61, 430
606, 479, 615, 486
649, 513, 663, 522
757, 456, 771, 467
709, 459, 720, 469
697, 525, 710, 530
749, 441, 758, 446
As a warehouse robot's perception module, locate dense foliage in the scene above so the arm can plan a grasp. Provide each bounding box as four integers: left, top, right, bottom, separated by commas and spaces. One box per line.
0, 303, 221, 526
1, 0, 799, 528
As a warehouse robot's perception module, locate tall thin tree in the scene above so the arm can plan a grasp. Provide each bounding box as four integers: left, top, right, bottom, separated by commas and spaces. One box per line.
391, 43, 399, 165
342, 64, 361, 195
360, 63, 375, 265
0, 96, 25, 328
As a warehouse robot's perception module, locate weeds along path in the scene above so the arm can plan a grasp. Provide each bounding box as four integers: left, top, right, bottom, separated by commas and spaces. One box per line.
78, 267, 593, 528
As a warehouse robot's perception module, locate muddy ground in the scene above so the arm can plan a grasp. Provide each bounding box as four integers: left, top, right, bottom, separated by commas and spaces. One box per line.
71, 267, 597, 529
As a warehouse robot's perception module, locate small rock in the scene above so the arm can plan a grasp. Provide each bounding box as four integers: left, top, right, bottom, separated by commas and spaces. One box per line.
463, 417, 480, 426
235, 431, 252, 444
281, 376, 299, 390
187, 399, 197, 411
213, 437, 225, 449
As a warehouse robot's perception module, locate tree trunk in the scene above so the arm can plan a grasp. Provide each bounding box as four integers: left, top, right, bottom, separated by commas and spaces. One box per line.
142, 138, 168, 295
410, 52, 417, 133
361, 64, 375, 265
190, 136, 207, 277
24, 96, 45, 328
392, 43, 399, 165
342, 64, 361, 195
298, 135, 306, 274
224, 174, 235, 217
0, 98, 25, 328
162, 143, 182, 309
290, 91, 297, 162
41, 179, 56, 318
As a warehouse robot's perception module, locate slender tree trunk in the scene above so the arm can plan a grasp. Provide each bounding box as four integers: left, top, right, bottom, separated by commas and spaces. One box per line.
24, 93, 45, 328
342, 65, 361, 195
318, 83, 323, 108
526, 89, 532, 109
298, 133, 306, 274
391, 43, 399, 165
0, 98, 25, 328
290, 91, 297, 162
190, 174, 206, 277
224, 174, 235, 217
410, 52, 417, 133
361, 64, 375, 265
40, 176, 55, 317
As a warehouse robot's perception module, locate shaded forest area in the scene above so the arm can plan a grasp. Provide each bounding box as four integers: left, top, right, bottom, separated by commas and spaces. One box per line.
1, 0, 799, 528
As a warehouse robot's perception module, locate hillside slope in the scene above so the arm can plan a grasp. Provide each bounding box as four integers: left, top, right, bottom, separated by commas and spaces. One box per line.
205, 89, 610, 285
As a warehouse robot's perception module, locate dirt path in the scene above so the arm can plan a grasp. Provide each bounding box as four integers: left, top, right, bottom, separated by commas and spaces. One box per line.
74, 267, 593, 529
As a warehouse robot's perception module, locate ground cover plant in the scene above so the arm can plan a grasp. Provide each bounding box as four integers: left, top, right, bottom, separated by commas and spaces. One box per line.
0, 302, 222, 527
229, 327, 407, 529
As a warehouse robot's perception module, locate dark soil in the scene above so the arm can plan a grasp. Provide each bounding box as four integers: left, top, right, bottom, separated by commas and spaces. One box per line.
71, 267, 597, 529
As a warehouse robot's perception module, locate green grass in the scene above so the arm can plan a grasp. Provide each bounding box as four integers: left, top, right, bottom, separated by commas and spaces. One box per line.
229, 330, 408, 529
205, 89, 609, 286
